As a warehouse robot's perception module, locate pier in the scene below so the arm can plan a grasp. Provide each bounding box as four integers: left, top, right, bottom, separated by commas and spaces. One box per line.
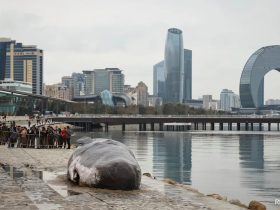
50, 114, 280, 132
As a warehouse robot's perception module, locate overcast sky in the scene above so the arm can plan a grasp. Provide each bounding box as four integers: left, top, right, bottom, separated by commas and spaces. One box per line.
1, 0, 280, 99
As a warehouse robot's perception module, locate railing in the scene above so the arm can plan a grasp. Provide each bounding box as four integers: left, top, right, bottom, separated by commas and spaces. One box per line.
50, 114, 280, 119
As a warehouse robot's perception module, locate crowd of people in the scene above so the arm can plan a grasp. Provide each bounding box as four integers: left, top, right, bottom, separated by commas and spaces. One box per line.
0, 121, 72, 149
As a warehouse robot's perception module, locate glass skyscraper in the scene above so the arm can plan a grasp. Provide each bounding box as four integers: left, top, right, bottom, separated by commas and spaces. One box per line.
164, 28, 184, 103
153, 60, 165, 98
154, 28, 192, 103
0, 38, 43, 95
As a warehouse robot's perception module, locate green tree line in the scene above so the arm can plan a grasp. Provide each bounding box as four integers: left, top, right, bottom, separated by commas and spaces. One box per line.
71, 102, 227, 115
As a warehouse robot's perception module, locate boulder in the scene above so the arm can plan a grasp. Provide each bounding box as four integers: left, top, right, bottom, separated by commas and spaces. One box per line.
248, 200, 266, 210
67, 137, 141, 190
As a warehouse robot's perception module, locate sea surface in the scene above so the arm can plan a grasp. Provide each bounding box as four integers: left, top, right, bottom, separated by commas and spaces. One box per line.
73, 130, 280, 210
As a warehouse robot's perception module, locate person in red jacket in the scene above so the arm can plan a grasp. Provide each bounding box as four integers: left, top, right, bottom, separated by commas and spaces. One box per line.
61, 127, 67, 149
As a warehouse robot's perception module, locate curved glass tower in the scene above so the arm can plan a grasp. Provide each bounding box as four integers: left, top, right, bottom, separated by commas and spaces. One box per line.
164, 28, 184, 103
239, 45, 280, 108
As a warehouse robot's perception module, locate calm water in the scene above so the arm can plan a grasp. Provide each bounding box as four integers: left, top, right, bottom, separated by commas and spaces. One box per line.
74, 130, 280, 210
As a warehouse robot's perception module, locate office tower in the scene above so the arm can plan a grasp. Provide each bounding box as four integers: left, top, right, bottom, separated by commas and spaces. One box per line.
94, 69, 109, 95
85, 68, 124, 95
107, 68, 124, 94
184, 49, 192, 101
0, 38, 12, 80
83, 70, 95, 95
62, 76, 73, 99
72, 73, 85, 97
105, 68, 124, 94
161, 28, 192, 103
164, 28, 184, 103
153, 60, 165, 98
0, 38, 43, 94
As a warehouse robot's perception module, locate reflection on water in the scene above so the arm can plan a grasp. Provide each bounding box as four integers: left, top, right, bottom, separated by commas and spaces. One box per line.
76, 131, 280, 210
239, 134, 264, 169
153, 133, 192, 184
239, 134, 280, 209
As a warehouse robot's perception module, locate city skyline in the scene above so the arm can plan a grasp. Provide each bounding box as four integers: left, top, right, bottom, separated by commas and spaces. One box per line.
1, 0, 280, 100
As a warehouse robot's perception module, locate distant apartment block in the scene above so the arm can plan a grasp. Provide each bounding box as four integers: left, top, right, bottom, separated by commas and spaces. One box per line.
136, 81, 148, 106
125, 82, 149, 106
220, 89, 240, 111
202, 95, 213, 109
265, 99, 280, 105
202, 95, 219, 110
44, 83, 70, 100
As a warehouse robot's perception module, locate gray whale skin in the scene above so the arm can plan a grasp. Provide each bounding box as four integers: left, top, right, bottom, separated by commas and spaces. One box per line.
67, 137, 141, 190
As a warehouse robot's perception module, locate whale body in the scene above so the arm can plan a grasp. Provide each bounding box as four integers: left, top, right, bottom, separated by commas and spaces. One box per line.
67, 137, 141, 190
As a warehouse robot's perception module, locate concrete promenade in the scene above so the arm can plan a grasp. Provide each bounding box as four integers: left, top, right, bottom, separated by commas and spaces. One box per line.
0, 146, 247, 210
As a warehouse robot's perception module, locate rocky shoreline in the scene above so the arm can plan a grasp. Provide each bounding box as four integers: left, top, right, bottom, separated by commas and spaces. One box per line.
0, 145, 264, 210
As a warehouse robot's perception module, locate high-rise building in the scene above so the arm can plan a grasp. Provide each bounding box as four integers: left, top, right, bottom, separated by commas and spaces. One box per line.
62, 76, 73, 99
83, 70, 95, 95
158, 28, 192, 103
0, 38, 43, 94
153, 60, 165, 98
136, 81, 148, 106
94, 69, 109, 95
164, 28, 184, 103
0, 38, 12, 80
107, 68, 124, 94
87, 68, 124, 95
72, 73, 85, 97
220, 89, 240, 111
183, 49, 192, 101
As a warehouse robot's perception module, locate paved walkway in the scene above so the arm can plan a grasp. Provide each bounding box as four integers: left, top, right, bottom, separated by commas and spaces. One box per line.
0, 146, 246, 210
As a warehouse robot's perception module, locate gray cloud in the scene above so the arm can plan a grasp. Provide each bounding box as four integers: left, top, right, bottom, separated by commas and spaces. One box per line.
1, 0, 280, 99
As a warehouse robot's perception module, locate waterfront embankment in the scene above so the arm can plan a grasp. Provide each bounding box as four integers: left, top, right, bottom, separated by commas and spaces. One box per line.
0, 145, 247, 210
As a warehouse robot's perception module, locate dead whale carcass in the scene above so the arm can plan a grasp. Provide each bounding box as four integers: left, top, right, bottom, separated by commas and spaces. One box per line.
67, 137, 141, 190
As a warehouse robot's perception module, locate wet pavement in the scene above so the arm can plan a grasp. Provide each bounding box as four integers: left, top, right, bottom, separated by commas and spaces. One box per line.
0, 146, 246, 210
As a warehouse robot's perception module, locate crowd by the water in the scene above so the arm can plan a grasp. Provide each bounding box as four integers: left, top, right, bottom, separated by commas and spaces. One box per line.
0, 120, 72, 149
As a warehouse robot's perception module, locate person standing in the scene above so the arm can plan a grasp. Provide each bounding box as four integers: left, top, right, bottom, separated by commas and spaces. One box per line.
66, 126, 72, 149
61, 127, 67, 149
